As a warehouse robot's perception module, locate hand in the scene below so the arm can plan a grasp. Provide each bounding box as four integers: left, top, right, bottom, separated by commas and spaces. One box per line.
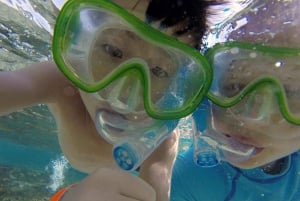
139, 130, 179, 201
61, 168, 156, 201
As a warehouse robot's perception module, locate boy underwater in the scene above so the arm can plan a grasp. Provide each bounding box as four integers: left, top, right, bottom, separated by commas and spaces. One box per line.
171, 0, 300, 200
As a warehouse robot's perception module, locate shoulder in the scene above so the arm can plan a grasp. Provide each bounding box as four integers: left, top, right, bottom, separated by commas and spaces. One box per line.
20, 61, 77, 103
0, 61, 77, 114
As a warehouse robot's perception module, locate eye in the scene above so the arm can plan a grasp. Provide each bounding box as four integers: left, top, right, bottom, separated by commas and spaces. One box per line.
151, 66, 169, 78
102, 44, 123, 58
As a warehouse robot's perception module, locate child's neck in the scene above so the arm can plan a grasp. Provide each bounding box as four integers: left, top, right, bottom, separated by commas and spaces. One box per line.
261, 157, 288, 175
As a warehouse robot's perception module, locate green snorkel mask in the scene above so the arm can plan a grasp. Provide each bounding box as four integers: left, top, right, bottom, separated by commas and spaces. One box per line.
206, 42, 300, 125
193, 42, 300, 167
52, 0, 212, 170
52, 0, 212, 120
52, 0, 300, 170
52, 0, 300, 125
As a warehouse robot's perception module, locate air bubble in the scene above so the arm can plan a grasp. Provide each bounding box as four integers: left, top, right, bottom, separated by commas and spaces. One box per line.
230, 47, 239, 55
275, 61, 284, 68
249, 52, 257, 58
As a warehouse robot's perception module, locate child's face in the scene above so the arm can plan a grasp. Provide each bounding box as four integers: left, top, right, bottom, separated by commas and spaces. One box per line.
89, 28, 176, 103
212, 79, 300, 169
78, 0, 180, 144
209, 0, 300, 168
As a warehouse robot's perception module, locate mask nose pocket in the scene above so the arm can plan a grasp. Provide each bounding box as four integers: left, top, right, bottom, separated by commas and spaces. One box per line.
98, 75, 143, 114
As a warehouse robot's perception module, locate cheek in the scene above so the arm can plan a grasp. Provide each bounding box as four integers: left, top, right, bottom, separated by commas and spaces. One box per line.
79, 92, 108, 119
211, 107, 238, 130
212, 107, 298, 139
261, 122, 300, 139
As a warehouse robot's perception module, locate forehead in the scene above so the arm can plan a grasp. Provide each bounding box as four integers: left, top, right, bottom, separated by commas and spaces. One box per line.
110, 0, 195, 46
112, 0, 149, 20
222, 54, 300, 83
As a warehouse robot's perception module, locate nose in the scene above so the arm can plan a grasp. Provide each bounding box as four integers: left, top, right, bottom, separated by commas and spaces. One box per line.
243, 88, 275, 120
99, 75, 144, 114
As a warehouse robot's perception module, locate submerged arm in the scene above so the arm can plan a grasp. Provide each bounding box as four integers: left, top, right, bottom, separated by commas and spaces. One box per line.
0, 61, 73, 115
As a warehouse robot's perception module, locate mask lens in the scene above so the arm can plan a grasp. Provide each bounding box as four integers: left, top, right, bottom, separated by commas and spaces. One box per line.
89, 27, 176, 102
208, 44, 300, 123
53, 2, 211, 119
57, 7, 127, 86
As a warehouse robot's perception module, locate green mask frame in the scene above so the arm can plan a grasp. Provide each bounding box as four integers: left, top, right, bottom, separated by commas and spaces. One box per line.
206, 41, 300, 125
52, 0, 300, 125
52, 0, 212, 120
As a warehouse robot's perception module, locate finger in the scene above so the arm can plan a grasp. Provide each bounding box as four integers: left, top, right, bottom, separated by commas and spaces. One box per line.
117, 194, 140, 201
117, 172, 156, 201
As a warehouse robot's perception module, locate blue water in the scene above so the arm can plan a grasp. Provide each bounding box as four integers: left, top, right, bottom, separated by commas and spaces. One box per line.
0, 106, 87, 200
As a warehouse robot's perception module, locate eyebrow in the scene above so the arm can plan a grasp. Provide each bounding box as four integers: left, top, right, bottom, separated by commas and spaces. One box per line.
219, 76, 300, 101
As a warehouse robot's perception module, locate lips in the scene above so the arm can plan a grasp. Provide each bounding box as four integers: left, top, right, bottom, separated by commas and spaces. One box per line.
225, 134, 263, 148
94, 109, 157, 143
220, 133, 264, 163
97, 110, 127, 129
93, 110, 123, 143
203, 129, 264, 164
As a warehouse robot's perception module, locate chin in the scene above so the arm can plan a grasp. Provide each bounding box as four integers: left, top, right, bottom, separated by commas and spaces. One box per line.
228, 149, 289, 170
226, 150, 268, 169
229, 160, 263, 169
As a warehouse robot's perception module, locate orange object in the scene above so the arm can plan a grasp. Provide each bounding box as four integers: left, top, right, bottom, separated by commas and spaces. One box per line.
49, 184, 76, 201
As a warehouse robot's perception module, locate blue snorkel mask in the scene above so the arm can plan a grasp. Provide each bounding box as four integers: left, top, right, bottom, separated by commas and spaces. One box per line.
53, 0, 300, 170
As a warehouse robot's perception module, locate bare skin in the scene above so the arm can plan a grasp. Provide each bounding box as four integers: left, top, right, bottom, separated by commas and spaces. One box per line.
61, 168, 157, 201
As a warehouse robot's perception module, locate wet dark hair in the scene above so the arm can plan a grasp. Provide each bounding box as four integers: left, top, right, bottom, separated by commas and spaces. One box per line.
145, 0, 225, 48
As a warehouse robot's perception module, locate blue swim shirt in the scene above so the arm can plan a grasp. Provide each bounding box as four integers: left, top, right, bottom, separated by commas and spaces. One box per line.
170, 147, 300, 201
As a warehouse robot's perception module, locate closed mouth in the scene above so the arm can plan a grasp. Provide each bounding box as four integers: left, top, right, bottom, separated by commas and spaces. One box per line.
95, 109, 142, 133
105, 124, 124, 133
94, 109, 158, 140
222, 133, 264, 149
204, 129, 264, 163
94, 110, 127, 143
221, 133, 264, 161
